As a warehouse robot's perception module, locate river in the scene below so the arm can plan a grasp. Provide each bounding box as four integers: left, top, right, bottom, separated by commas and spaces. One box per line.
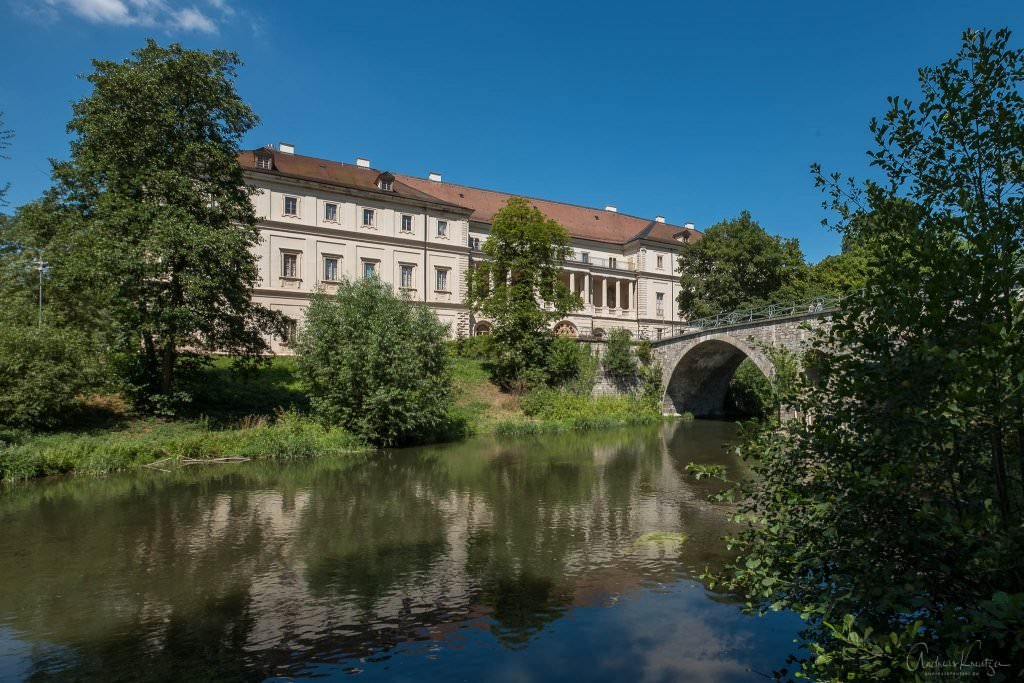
0, 420, 802, 682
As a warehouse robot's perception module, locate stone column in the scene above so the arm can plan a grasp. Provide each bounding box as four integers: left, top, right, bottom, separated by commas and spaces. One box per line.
630, 280, 636, 312
585, 272, 591, 304
569, 271, 576, 296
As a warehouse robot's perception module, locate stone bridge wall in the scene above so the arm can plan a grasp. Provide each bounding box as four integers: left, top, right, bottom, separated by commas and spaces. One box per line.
587, 311, 832, 415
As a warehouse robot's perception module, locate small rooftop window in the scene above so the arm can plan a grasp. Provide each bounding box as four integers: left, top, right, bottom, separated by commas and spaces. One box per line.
256, 154, 272, 170
376, 171, 395, 192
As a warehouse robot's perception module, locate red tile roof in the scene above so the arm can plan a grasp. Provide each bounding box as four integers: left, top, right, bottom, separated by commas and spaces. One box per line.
239, 148, 700, 246
398, 176, 699, 247
237, 148, 471, 212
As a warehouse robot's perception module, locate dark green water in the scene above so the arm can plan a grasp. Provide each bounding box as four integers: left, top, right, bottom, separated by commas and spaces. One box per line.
0, 420, 801, 682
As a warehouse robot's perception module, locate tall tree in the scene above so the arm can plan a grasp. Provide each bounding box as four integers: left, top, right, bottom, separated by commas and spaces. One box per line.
466, 197, 581, 390
52, 40, 282, 407
676, 211, 807, 318
718, 28, 1024, 679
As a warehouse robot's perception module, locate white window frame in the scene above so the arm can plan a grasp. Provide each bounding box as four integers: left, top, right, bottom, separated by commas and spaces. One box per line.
608, 257, 618, 269
656, 254, 664, 270
400, 214, 414, 233
256, 155, 272, 170
281, 250, 300, 279
580, 252, 590, 264
283, 195, 299, 217
655, 292, 665, 317
436, 219, 448, 238
379, 179, 393, 191
361, 259, 378, 280
324, 202, 338, 223
281, 318, 298, 345
322, 255, 341, 283
434, 267, 450, 292
362, 208, 376, 228
399, 263, 415, 290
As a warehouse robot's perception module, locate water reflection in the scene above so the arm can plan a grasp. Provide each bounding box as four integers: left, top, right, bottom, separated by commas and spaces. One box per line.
0, 420, 799, 681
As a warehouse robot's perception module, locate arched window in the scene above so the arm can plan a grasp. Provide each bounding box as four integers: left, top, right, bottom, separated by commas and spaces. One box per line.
591, 328, 606, 340
554, 321, 578, 337
474, 322, 492, 336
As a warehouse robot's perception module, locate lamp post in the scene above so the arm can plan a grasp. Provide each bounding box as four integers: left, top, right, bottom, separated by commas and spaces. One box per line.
32, 250, 47, 327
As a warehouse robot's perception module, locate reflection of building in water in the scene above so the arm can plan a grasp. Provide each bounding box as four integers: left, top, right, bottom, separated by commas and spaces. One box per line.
1, 423, 743, 679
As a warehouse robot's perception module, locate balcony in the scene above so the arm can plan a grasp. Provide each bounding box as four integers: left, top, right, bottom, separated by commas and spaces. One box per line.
563, 255, 635, 271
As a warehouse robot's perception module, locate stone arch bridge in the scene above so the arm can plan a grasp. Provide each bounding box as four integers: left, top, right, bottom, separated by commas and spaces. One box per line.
649, 309, 833, 416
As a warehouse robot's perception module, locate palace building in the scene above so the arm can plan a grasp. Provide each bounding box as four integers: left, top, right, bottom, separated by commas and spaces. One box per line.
239, 144, 701, 352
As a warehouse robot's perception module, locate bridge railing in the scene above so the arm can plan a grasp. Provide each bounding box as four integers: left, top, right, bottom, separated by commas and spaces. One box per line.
668, 292, 860, 338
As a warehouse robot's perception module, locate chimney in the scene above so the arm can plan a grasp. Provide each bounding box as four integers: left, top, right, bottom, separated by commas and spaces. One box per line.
279, 142, 295, 154
605, 205, 618, 213
684, 222, 695, 230
428, 172, 442, 182
356, 157, 371, 168
655, 215, 665, 223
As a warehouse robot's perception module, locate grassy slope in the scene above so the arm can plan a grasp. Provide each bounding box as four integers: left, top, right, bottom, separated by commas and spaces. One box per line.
1, 356, 659, 484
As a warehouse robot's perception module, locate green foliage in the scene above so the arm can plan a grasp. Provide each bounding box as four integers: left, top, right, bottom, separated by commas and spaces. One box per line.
602, 329, 637, 381
500, 388, 660, 436
453, 333, 495, 360
726, 358, 772, 418
684, 462, 728, 481
295, 279, 454, 446
50, 40, 283, 409
0, 324, 98, 430
0, 410, 364, 483
718, 28, 1024, 679
677, 211, 808, 318
466, 197, 582, 390
545, 337, 595, 391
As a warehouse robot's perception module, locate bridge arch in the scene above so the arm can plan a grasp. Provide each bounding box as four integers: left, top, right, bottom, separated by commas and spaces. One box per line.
662, 334, 772, 417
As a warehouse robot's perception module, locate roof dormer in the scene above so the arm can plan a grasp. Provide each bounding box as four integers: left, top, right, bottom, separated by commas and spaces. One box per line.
255, 149, 273, 171
376, 171, 395, 192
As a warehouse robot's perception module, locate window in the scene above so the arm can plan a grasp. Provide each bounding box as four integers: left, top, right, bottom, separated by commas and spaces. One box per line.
656, 292, 665, 316
400, 264, 414, 289
608, 257, 618, 269
435, 268, 449, 291
282, 252, 299, 279
469, 236, 480, 250
379, 178, 393, 191
362, 260, 377, 279
580, 252, 590, 264
656, 328, 664, 340
256, 154, 272, 170
437, 220, 448, 238
323, 256, 339, 282
284, 196, 299, 217
281, 318, 298, 345
401, 214, 413, 233
324, 203, 338, 222
362, 208, 375, 227
656, 254, 664, 270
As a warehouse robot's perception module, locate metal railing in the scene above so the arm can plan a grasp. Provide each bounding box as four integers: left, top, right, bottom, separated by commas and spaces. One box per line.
669, 292, 858, 337
563, 254, 636, 271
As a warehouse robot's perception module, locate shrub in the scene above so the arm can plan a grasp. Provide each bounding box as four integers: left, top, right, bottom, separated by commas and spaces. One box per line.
0, 324, 98, 430
295, 279, 454, 446
725, 358, 772, 417
454, 334, 494, 360
545, 337, 594, 389
602, 329, 637, 382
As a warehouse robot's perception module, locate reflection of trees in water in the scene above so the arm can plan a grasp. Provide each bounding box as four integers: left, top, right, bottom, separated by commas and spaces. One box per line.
0, 424, 748, 679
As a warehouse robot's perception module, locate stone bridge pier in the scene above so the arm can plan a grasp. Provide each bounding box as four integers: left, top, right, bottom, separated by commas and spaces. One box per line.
651, 311, 830, 417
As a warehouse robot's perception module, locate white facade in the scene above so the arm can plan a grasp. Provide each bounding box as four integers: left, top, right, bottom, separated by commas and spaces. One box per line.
243, 147, 692, 351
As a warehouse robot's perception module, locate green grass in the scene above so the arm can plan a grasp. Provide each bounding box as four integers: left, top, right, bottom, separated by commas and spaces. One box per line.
1, 355, 665, 484
0, 411, 365, 483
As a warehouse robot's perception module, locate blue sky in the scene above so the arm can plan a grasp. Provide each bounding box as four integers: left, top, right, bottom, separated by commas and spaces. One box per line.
1, 0, 1022, 261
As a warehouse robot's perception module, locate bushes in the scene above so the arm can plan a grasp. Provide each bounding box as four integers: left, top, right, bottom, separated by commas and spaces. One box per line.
0, 324, 98, 430
295, 279, 454, 446
726, 358, 772, 417
602, 329, 637, 382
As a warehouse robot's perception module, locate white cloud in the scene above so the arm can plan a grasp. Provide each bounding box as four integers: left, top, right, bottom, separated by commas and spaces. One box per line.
31, 0, 221, 32
171, 6, 217, 33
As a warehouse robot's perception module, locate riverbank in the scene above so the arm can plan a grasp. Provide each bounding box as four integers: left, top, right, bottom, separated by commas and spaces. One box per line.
0, 356, 664, 484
